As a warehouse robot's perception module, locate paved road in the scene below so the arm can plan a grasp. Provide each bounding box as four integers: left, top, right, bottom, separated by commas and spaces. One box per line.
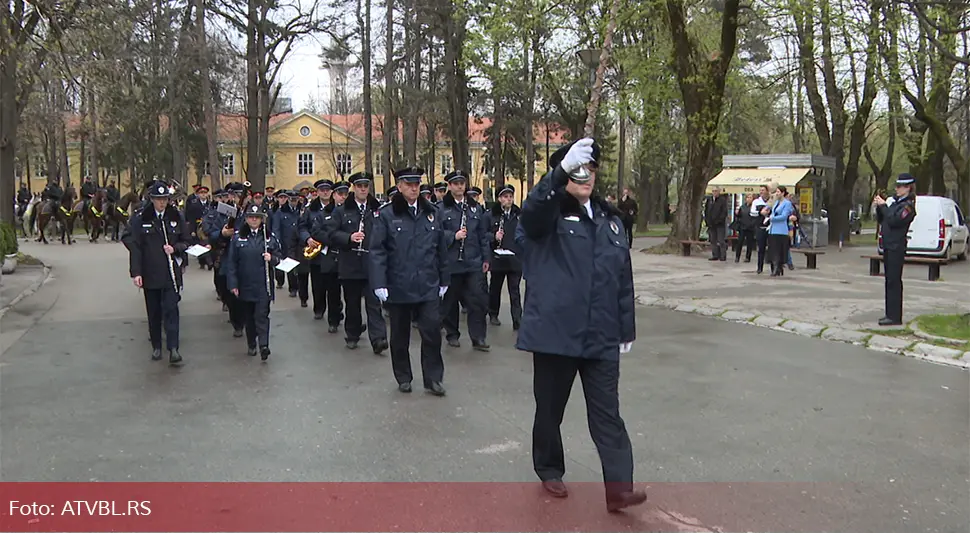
1, 241, 967, 532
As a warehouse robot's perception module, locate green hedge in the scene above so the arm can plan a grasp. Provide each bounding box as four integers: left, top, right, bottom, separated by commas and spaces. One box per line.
0, 222, 18, 257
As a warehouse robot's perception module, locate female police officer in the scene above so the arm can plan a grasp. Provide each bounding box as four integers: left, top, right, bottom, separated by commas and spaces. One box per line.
227, 204, 283, 360
874, 174, 917, 326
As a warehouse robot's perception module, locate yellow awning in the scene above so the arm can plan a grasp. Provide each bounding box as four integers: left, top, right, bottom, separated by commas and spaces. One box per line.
706, 168, 812, 194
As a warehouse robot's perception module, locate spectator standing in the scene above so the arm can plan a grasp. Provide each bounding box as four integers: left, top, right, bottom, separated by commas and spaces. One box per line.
734, 194, 757, 263
617, 188, 639, 247
704, 187, 729, 261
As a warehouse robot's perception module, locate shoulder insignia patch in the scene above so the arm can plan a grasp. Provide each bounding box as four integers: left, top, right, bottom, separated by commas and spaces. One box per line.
609, 221, 619, 234
428, 213, 434, 222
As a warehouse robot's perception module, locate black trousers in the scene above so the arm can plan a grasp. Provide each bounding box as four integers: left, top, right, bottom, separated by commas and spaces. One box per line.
709, 225, 727, 260
144, 288, 180, 351
532, 352, 633, 495
215, 273, 243, 329
735, 229, 756, 261
768, 233, 790, 275
624, 220, 634, 247
238, 298, 271, 348
296, 271, 308, 300
388, 301, 443, 386
884, 249, 905, 322
275, 270, 285, 288
442, 271, 488, 342
342, 278, 386, 345
488, 270, 522, 324
310, 265, 343, 324
756, 228, 769, 271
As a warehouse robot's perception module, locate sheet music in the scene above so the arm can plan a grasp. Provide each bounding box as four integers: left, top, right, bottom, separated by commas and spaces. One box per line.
275, 257, 300, 273
185, 244, 210, 257
493, 249, 516, 256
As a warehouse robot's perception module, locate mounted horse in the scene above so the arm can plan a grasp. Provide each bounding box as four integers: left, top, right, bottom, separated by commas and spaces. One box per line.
103, 190, 139, 242
16, 195, 41, 239
37, 186, 77, 245
74, 189, 107, 242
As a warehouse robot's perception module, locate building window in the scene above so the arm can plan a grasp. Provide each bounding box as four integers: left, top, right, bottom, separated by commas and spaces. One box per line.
266, 153, 276, 176
222, 154, 235, 176
440, 155, 453, 175
374, 156, 382, 177
300, 125, 311, 137
336, 153, 352, 176
82, 154, 92, 178
298, 153, 314, 176
34, 155, 46, 178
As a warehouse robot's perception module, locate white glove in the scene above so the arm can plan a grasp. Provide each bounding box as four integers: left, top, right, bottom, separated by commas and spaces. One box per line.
619, 342, 633, 354
560, 138, 595, 173
439, 286, 448, 298
374, 288, 388, 302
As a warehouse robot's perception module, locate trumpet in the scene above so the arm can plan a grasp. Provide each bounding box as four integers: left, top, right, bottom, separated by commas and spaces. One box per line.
304, 240, 324, 259
457, 202, 467, 262
196, 219, 207, 243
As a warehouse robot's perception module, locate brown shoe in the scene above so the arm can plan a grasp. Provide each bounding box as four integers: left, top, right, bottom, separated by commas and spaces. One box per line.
606, 490, 647, 512
541, 479, 568, 498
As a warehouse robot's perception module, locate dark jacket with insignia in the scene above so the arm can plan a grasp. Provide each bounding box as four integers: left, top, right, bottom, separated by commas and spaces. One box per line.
369, 194, 450, 304
123, 204, 191, 291
106, 185, 120, 202
515, 166, 635, 360
488, 203, 523, 272
43, 183, 63, 201
330, 195, 382, 280
184, 194, 208, 222
438, 193, 490, 274
877, 196, 917, 251
226, 223, 282, 302
271, 203, 302, 261
299, 197, 340, 272
80, 181, 97, 198
203, 203, 245, 274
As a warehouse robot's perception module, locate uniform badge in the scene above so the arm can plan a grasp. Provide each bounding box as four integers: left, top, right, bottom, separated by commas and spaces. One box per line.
610, 221, 619, 234
428, 214, 434, 222
471, 206, 477, 214
170, 221, 177, 227
373, 212, 380, 218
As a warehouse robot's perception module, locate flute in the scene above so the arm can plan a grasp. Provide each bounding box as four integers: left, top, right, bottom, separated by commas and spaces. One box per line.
263, 220, 272, 297
161, 219, 179, 293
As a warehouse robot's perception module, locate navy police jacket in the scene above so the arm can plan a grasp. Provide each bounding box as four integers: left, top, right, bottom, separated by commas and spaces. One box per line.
299, 197, 339, 272
123, 204, 191, 291
271, 203, 302, 260
438, 193, 490, 274
226, 223, 282, 302
330, 195, 382, 280
515, 167, 635, 360
876, 196, 916, 251
368, 194, 450, 304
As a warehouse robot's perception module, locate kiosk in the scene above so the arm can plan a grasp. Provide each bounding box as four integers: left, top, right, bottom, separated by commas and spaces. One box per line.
705, 154, 836, 247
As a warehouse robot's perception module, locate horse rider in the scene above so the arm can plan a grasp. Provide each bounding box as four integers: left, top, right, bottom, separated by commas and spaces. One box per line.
42, 180, 64, 213
80, 176, 98, 215
106, 180, 121, 204
17, 182, 30, 206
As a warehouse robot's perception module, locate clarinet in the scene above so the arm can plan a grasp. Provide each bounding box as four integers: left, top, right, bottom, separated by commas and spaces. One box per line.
496, 214, 505, 251
354, 205, 368, 255
161, 216, 179, 293
263, 220, 272, 297
457, 202, 467, 262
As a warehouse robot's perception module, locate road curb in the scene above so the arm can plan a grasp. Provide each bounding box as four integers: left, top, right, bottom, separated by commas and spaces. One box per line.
0, 263, 53, 321
638, 297, 968, 370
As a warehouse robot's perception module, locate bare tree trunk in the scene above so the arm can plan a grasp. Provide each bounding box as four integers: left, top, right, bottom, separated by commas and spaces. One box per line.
443, 5, 469, 171
88, 80, 100, 186
617, 84, 626, 195
358, 0, 373, 176
195, 0, 220, 188
523, 32, 535, 193
0, 48, 16, 223
244, 0, 260, 188
382, 0, 395, 189
57, 85, 71, 188
491, 43, 504, 188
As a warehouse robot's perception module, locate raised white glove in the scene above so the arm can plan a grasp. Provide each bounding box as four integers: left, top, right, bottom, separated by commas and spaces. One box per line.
560, 138, 595, 173
374, 288, 388, 302
439, 286, 448, 298
619, 342, 633, 354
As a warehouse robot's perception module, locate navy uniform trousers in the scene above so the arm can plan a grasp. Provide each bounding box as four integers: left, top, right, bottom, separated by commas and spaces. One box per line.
144, 288, 180, 351
238, 297, 271, 348
388, 300, 443, 386
883, 248, 905, 322
441, 271, 488, 342
342, 278, 387, 346
532, 349, 634, 495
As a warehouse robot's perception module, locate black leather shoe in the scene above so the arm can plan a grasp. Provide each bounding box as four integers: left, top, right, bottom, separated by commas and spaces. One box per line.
222, 303, 228, 312
708, 257, 719, 261
447, 338, 460, 348
151, 348, 162, 361
489, 316, 501, 326
541, 479, 568, 498
314, 312, 324, 320
233, 329, 243, 338
372, 340, 388, 355
472, 341, 490, 352
260, 347, 270, 360
168, 350, 183, 366
606, 490, 647, 512
346, 340, 359, 350
425, 381, 446, 396
411, 321, 419, 329
248, 346, 257, 356
398, 382, 412, 393
878, 317, 903, 326
289, 290, 298, 298
301, 301, 308, 308
328, 325, 338, 333
512, 322, 520, 331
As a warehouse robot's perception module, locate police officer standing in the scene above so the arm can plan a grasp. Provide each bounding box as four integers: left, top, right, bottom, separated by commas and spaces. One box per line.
874, 174, 917, 326
270, 190, 302, 300
487, 184, 523, 330
369, 167, 450, 396
227, 204, 282, 360
329, 172, 388, 353
124, 180, 191, 366
439, 170, 490, 351
517, 138, 645, 511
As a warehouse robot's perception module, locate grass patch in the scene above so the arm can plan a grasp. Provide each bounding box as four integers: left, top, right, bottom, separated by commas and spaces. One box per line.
861, 326, 970, 352
634, 225, 672, 238
915, 314, 970, 342
14, 252, 43, 266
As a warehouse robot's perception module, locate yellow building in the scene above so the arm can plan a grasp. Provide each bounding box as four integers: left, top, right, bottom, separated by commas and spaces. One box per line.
34, 111, 568, 205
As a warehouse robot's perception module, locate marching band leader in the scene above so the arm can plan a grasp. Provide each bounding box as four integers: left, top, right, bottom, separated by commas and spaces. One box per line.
516, 138, 645, 511
227, 204, 282, 361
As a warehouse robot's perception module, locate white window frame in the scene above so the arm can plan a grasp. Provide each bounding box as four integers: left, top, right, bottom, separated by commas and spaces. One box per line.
299, 125, 311, 137
336, 153, 353, 176
374, 156, 382, 176
297, 153, 314, 176
266, 153, 276, 176
222, 153, 235, 176
440, 155, 453, 175
202, 160, 210, 176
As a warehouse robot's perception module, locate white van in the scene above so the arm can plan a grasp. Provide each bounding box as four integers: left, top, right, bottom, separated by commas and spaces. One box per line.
878, 196, 969, 260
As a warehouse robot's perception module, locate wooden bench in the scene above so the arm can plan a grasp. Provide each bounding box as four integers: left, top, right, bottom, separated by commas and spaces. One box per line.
792, 249, 825, 270
861, 255, 949, 282
679, 240, 707, 257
